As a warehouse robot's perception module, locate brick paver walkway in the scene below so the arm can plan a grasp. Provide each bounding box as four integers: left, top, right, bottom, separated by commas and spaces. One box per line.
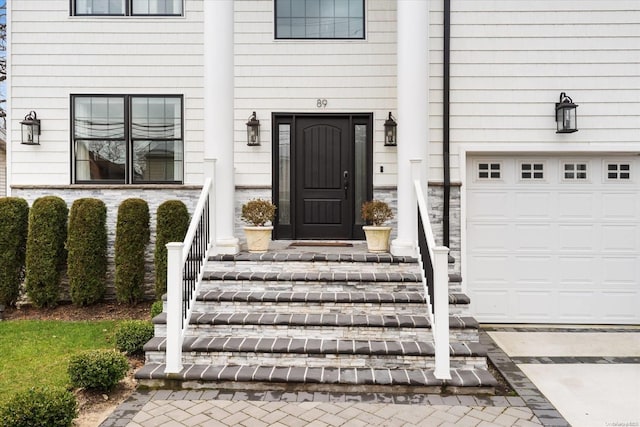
102, 390, 542, 427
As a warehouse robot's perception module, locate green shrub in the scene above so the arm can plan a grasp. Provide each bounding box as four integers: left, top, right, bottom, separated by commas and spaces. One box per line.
0, 198, 29, 306
151, 300, 164, 318
154, 200, 189, 299
115, 198, 150, 304
67, 198, 107, 306
68, 349, 129, 392
0, 386, 77, 427
25, 196, 68, 308
114, 320, 155, 355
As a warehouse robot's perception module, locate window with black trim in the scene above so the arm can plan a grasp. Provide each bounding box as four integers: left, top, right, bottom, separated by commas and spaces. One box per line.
275, 0, 365, 39
72, 0, 183, 16
520, 162, 544, 180
563, 163, 588, 180
606, 163, 630, 180
478, 162, 501, 180
72, 95, 183, 184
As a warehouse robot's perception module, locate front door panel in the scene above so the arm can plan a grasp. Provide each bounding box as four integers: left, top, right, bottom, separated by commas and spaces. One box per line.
295, 117, 351, 238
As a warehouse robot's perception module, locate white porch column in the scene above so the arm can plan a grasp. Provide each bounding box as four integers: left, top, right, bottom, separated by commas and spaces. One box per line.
391, 0, 429, 257
204, 0, 239, 254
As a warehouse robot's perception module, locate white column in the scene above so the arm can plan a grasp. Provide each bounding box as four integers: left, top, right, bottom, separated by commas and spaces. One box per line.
204, 0, 239, 254
391, 0, 429, 257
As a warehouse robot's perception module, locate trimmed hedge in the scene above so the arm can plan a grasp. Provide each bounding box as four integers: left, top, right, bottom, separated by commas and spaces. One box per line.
68, 350, 129, 392
67, 198, 108, 306
115, 198, 150, 304
0, 197, 29, 306
154, 200, 189, 299
151, 300, 164, 318
114, 320, 155, 355
25, 196, 68, 308
0, 387, 77, 427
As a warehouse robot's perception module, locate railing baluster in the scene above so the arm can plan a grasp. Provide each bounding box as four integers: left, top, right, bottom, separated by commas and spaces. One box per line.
165, 176, 215, 374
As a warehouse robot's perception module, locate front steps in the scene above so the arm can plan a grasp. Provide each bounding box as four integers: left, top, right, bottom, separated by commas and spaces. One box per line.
136, 246, 496, 393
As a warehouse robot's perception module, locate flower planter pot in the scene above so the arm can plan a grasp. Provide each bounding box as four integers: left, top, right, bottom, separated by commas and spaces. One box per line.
363, 226, 392, 253
244, 226, 273, 253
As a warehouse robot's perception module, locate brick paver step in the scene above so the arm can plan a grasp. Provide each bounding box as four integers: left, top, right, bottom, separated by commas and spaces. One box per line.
135, 363, 497, 389
209, 253, 418, 264
202, 270, 422, 283
144, 336, 486, 358
153, 312, 478, 330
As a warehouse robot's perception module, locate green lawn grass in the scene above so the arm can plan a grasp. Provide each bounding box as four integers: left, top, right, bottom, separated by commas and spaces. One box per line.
0, 320, 119, 401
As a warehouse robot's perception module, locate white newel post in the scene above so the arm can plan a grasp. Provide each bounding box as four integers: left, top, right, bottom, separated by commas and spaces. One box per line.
392, 0, 429, 257
205, 0, 238, 254
204, 159, 216, 252
165, 242, 184, 374
433, 246, 452, 380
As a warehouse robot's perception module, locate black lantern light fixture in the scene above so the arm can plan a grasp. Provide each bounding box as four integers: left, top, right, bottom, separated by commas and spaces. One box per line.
555, 92, 578, 133
384, 112, 397, 146
246, 111, 260, 146
21, 111, 41, 145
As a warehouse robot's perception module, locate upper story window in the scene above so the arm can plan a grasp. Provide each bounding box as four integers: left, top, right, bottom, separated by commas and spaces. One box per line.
72, 95, 183, 184
73, 0, 183, 16
275, 0, 365, 39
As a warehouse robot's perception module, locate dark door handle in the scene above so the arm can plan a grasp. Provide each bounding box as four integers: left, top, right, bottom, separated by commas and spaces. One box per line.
343, 171, 349, 198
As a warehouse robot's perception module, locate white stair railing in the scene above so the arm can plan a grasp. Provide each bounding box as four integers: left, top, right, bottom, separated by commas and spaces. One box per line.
165, 160, 216, 373
413, 178, 451, 380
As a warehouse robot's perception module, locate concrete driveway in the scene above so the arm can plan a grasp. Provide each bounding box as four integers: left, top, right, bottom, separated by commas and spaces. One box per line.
484, 327, 640, 427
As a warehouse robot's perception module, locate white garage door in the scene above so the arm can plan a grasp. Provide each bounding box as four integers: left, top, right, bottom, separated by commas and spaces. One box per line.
467, 155, 640, 324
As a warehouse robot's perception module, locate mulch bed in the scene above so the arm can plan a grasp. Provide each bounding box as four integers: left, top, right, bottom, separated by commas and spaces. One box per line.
2, 300, 154, 321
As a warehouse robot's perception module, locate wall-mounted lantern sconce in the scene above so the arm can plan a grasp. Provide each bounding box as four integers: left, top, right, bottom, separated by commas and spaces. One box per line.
246, 111, 260, 146
555, 92, 578, 133
21, 111, 41, 145
384, 112, 397, 146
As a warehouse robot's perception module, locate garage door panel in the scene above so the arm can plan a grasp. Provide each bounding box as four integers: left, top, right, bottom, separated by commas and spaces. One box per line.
600, 291, 639, 322
557, 192, 596, 220
515, 291, 555, 321
557, 225, 597, 252
558, 256, 597, 285
602, 193, 637, 219
467, 191, 510, 219
514, 224, 554, 251
513, 256, 554, 281
467, 223, 511, 252
601, 225, 639, 252
557, 291, 595, 321
467, 155, 640, 324
602, 257, 639, 285
515, 192, 552, 219
473, 290, 510, 320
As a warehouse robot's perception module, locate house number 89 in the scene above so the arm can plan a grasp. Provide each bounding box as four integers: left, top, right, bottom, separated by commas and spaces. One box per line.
317, 99, 328, 108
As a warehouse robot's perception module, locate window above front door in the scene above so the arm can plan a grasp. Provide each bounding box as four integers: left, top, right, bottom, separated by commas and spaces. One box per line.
275, 0, 365, 39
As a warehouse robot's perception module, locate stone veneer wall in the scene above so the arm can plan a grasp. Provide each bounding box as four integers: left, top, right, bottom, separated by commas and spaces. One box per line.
11, 185, 202, 302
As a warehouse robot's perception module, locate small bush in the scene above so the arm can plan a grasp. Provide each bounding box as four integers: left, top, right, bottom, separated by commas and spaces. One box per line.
68, 350, 129, 392
114, 320, 155, 355
67, 198, 107, 306
0, 386, 77, 427
25, 196, 68, 308
241, 198, 276, 226
115, 198, 150, 304
154, 200, 189, 299
151, 300, 164, 318
361, 200, 394, 226
0, 197, 29, 306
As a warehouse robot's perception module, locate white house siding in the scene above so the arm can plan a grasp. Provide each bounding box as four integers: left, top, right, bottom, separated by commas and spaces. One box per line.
8, 0, 205, 186
447, 0, 640, 182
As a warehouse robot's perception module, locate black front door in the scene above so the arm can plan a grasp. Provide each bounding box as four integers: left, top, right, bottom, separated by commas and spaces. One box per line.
295, 117, 351, 239
273, 114, 372, 240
